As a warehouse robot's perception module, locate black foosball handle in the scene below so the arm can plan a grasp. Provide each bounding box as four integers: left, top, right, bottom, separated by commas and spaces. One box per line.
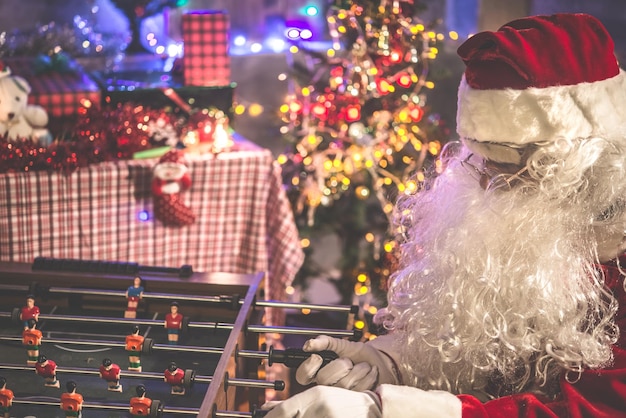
252, 406, 269, 417
267, 346, 339, 368
32, 256, 193, 278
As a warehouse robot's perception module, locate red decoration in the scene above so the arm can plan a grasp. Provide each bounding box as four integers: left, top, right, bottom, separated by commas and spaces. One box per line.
397, 73, 412, 88
375, 78, 391, 95
0, 102, 229, 174
409, 106, 424, 122
311, 102, 328, 120
345, 105, 361, 122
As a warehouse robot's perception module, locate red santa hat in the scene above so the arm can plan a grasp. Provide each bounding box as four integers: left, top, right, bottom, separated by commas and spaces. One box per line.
158, 149, 186, 164
154, 149, 188, 178
456, 13, 626, 164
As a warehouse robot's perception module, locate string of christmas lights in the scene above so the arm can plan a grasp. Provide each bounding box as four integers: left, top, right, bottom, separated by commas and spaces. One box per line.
278, 0, 453, 336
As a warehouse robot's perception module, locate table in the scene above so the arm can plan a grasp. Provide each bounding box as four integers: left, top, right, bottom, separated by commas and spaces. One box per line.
0, 139, 304, 325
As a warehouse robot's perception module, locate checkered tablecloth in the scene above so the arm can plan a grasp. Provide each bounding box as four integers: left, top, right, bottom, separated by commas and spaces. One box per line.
0, 144, 304, 323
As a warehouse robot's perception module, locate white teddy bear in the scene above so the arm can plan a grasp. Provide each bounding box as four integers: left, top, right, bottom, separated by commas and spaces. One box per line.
0, 64, 50, 142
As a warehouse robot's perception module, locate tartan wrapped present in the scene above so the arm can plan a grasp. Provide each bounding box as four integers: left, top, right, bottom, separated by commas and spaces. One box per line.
182, 10, 230, 86
4, 57, 101, 118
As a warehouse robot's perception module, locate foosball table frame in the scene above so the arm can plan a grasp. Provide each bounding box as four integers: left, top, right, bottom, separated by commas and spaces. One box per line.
0, 260, 268, 417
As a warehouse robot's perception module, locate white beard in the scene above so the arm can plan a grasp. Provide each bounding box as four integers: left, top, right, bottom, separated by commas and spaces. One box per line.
379, 136, 626, 398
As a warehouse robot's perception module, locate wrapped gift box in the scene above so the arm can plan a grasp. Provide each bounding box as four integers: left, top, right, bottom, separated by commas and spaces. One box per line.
182, 10, 230, 86
5, 58, 101, 118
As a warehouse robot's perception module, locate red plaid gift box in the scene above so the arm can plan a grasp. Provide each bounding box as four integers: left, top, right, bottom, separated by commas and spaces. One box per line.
5, 58, 100, 118
182, 10, 230, 86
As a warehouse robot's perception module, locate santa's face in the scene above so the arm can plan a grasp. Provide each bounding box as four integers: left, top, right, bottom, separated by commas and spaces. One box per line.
154, 162, 186, 181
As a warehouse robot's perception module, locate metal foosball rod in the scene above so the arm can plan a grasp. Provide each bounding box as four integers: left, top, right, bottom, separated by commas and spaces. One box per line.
12, 397, 190, 417
3, 309, 361, 339
11, 281, 359, 314
0, 335, 340, 368
10, 395, 270, 417
0, 363, 285, 391
214, 407, 269, 418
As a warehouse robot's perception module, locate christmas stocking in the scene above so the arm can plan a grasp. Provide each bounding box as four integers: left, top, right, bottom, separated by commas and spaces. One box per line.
152, 149, 196, 226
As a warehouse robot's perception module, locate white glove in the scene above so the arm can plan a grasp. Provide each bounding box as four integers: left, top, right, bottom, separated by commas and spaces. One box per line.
295, 334, 400, 391
263, 385, 382, 418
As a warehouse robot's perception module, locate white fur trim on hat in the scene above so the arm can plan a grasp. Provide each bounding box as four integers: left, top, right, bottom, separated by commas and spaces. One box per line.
456, 70, 626, 146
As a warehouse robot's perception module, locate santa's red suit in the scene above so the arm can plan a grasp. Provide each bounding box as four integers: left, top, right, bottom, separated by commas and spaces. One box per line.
152, 149, 195, 227
453, 263, 626, 418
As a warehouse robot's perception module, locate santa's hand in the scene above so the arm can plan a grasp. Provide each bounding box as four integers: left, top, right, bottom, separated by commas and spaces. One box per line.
262, 385, 382, 418
295, 335, 400, 391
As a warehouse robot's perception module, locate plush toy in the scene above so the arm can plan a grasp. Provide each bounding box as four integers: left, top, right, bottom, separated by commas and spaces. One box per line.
0, 63, 50, 142
152, 149, 196, 227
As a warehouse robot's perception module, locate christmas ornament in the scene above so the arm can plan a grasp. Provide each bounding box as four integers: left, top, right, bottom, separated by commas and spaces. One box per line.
151, 149, 195, 227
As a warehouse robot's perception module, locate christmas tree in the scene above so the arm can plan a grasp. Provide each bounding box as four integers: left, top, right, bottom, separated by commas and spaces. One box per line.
278, 0, 452, 332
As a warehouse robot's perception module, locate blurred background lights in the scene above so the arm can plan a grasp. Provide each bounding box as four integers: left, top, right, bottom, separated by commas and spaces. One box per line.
138, 210, 150, 222
233, 35, 247, 46
286, 28, 302, 40
304, 5, 319, 16
266, 36, 286, 52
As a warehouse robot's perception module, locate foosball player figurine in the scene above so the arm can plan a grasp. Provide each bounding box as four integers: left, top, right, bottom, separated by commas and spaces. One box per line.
164, 301, 183, 345
0, 376, 13, 418
99, 358, 122, 392
20, 294, 40, 329
164, 361, 185, 395
22, 319, 42, 365
35, 354, 60, 388
125, 276, 144, 319
60, 380, 83, 418
126, 326, 144, 372
129, 384, 152, 417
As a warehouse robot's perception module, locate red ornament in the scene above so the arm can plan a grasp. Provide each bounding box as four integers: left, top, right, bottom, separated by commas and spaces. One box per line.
397, 73, 412, 88
345, 105, 361, 122
409, 106, 424, 122
376, 78, 391, 95
289, 100, 304, 114
311, 103, 328, 120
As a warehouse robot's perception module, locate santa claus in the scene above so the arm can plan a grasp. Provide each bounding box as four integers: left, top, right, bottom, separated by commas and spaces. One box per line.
152, 149, 195, 227
264, 13, 626, 418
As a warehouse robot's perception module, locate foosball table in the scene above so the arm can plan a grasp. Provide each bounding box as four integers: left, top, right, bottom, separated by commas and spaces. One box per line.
0, 258, 359, 417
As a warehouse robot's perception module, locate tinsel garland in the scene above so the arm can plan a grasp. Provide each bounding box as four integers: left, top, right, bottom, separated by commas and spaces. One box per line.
0, 103, 220, 174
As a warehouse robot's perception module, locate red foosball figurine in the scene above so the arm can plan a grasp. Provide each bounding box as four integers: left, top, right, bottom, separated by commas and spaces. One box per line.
35, 354, 60, 388
129, 384, 152, 417
0, 376, 14, 418
60, 380, 83, 418
164, 361, 185, 395
20, 294, 40, 330
22, 319, 42, 365
125, 276, 144, 319
164, 301, 183, 345
126, 326, 145, 372
99, 358, 122, 392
